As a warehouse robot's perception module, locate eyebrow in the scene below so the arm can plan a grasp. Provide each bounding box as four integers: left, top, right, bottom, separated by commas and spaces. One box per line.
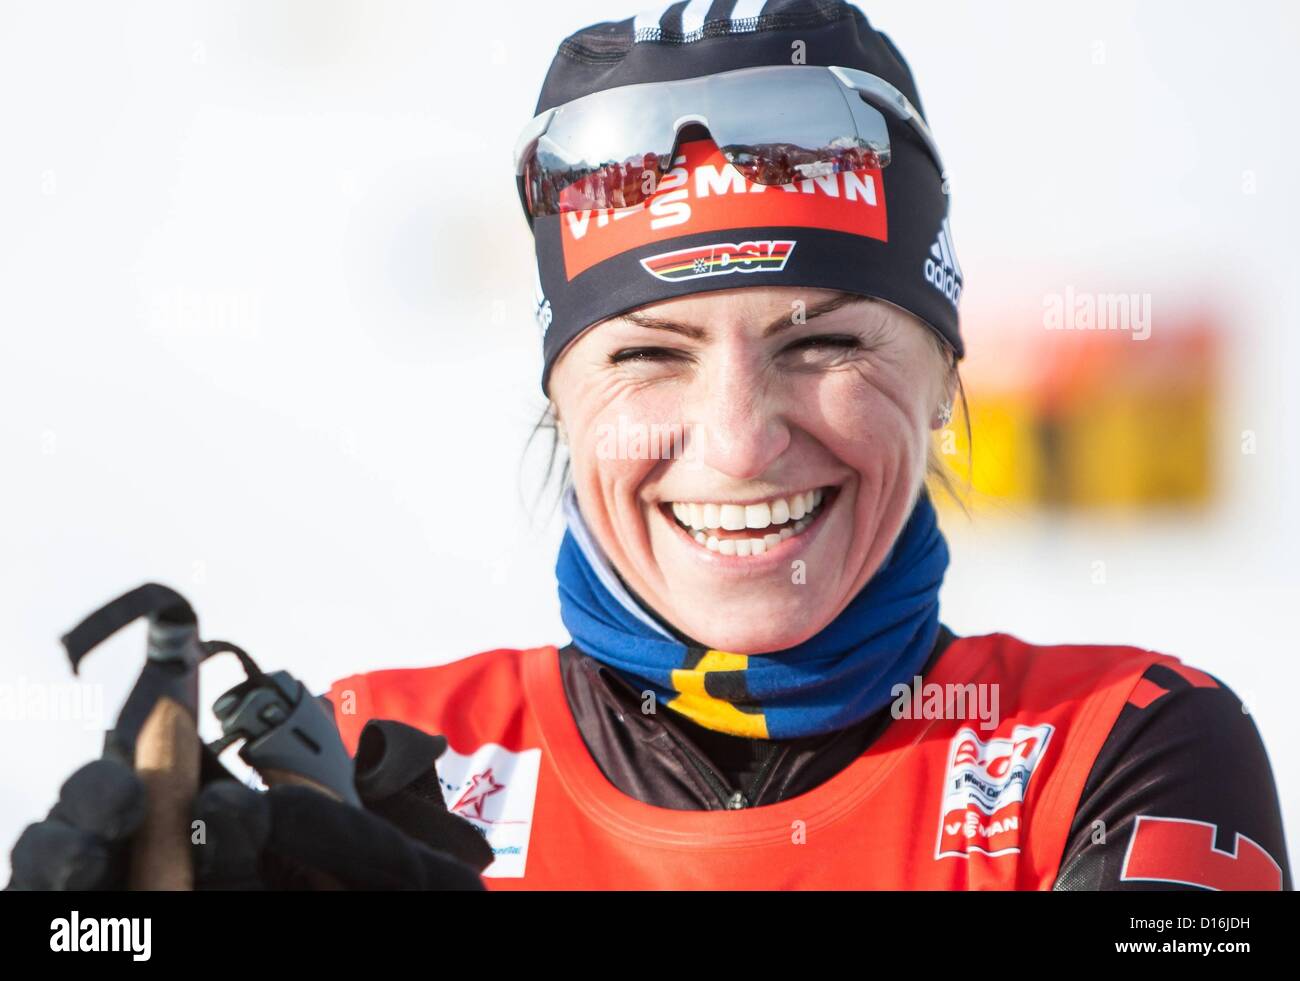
617, 292, 874, 340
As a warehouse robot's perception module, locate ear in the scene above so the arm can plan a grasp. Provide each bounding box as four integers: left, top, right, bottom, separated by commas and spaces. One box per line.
551, 403, 568, 444
929, 350, 959, 431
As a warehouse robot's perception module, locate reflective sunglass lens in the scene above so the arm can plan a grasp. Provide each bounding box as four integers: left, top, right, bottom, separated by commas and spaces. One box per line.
526, 152, 671, 217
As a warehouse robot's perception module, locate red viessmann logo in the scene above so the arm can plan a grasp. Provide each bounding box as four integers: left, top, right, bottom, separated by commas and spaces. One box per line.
640, 240, 796, 281
559, 137, 886, 280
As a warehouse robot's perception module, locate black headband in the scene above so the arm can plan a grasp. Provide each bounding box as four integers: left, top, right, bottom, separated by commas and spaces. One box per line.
526, 0, 964, 393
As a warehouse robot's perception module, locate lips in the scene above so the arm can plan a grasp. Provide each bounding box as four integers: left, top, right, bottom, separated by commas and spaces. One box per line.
662, 487, 831, 557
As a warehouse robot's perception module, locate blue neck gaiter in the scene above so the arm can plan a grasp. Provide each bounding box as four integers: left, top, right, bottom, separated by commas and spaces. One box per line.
555, 485, 949, 740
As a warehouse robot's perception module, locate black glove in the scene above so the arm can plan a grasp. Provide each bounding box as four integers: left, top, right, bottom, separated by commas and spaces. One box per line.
193, 719, 493, 890
7, 757, 146, 890
349, 719, 495, 872
8, 720, 492, 891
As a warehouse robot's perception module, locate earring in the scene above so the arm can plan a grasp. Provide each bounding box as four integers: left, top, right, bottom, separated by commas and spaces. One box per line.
936, 401, 953, 427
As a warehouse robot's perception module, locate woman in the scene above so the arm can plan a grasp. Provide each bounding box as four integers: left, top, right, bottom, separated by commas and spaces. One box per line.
320, 0, 1291, 890
10, 0, 1290, 892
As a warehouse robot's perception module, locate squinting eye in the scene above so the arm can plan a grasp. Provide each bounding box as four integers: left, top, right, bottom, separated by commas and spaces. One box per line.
785, 334, 862, 353
609, 347, 688, 365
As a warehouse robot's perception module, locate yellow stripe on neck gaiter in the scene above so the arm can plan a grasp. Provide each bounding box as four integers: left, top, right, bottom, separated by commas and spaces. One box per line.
668, 650, 769, 738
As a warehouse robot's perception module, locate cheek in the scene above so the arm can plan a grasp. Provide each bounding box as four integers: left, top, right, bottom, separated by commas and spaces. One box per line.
806, 369, 929, 471
563, 385, 681, 512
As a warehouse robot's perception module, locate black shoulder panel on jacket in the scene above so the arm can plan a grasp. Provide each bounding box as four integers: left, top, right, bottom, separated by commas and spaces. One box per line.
1054, 662, 1291, 891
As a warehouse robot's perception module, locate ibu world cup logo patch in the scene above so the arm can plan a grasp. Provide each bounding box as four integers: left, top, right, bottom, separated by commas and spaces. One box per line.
934, 723, 1053, 860
437, 742, 542, 878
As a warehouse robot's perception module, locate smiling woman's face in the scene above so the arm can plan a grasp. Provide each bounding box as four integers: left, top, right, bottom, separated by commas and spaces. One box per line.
547, 286, 954, 654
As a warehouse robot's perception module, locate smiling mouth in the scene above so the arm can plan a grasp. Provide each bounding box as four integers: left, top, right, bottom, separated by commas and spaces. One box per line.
660, 487, 835, 556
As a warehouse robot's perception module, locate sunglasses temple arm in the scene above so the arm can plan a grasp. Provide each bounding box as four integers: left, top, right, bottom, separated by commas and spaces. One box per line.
829, 66, 946, 182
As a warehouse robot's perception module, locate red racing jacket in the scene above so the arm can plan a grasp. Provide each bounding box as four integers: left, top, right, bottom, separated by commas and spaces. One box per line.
325, 629, 1290, 890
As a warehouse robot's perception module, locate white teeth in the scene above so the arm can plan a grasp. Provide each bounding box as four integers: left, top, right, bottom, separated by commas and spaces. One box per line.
719, 504, 747, 531
702, 535, 771, 555
672, 487, 831, 556
789, 494, 806, 520
700, 531, 798, 556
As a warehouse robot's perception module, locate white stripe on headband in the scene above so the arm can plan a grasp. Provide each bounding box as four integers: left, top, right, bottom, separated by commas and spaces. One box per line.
634, 0, 770, 43
942, 217, 963, 279
632, 2, 676, 40
729, 0, 768, 32
679, 0, 712, 38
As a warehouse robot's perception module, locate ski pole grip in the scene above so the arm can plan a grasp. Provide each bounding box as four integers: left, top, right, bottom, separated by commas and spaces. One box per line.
128, 695, 201, 890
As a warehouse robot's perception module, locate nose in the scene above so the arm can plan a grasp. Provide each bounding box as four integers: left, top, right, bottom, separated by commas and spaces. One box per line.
690, 348, 790, 480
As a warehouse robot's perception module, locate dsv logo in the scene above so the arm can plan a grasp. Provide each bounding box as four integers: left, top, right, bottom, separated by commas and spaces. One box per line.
640, 240, 796, 282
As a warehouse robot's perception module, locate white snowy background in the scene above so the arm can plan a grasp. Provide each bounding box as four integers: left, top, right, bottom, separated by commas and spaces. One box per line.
2, 1, 1297, 872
